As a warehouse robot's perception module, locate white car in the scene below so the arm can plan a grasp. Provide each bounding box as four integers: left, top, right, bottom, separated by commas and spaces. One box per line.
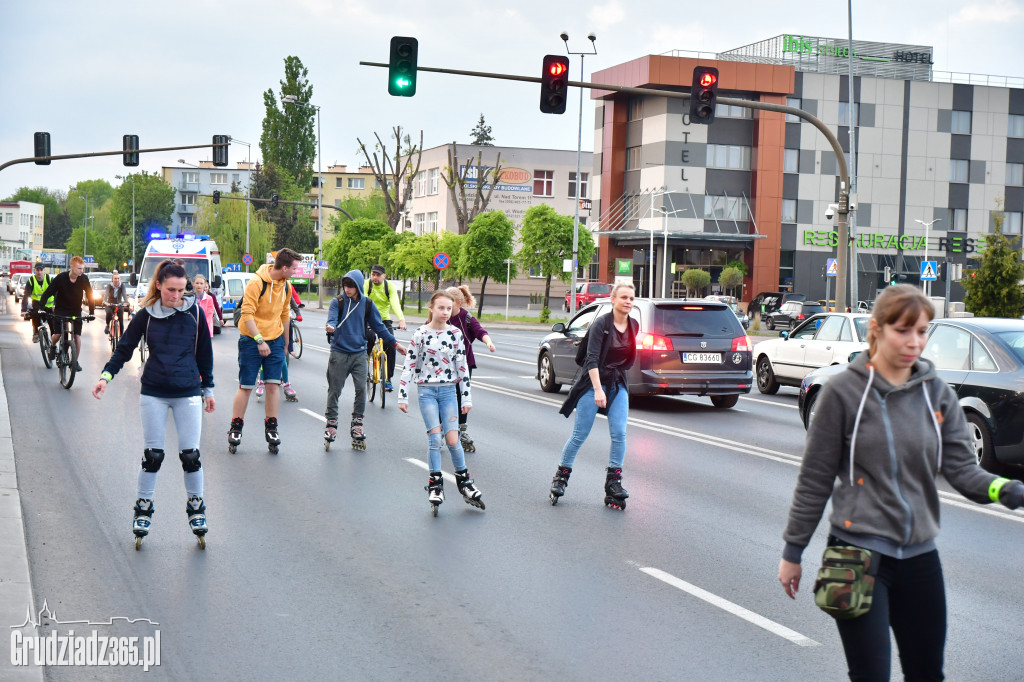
755, 312, 870, 394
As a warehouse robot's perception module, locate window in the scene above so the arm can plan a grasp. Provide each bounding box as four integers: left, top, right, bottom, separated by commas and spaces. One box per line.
785, 97, 802, 123
210, 173, 227, 184
971, 338, 997, 371
704, 195, 744, 221
628, 96, 643, 121
950, 159, 969, 183
415, 171, 427, 197
427, 212, 438, 233
414, 213, 426, 234
181, 215, 195, 227
715, 100, 752, 119
951, 110, 972, 134
233, 174, 240, 185
784, 148, 799, 173
528, 266, 546, 278
5, 213, 11, 224
781, 199, 797, 223
814, 315, 845, 342
838, 102, 859, 126
429, 168, 439, 195
183, 171, 199, 184
335, 177, 344, 188
922, 325, 972, 370
182, 193, 195, 205
706, 144, 751, 170
1004, 212, 1023, 235
1010, 114, 1024, 138
533, 170, 553, 196
779, 250, 795, 289
951, 208, 967, 230
625, 146, 642, 171
347, 178, 365, 190
1007, 163, 1023, 186
568, 172, 588, 199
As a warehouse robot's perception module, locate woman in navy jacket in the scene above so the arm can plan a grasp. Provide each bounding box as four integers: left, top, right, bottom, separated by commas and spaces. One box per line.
92, 261, 215, 548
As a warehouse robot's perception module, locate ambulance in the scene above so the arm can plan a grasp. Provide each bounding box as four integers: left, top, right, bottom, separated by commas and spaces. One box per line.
133, 233, 223, 307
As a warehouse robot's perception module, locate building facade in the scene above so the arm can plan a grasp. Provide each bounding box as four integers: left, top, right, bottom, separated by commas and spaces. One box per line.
304, 164, 380, 239
591, 35, 1024, 305
0, 201, 45, 266
161, 162, 255, 233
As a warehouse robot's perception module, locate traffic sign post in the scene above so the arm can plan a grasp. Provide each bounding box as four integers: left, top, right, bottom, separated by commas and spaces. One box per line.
433, 252, 449, 270
920, 261, 938, 281
242, 253, 253, 266
824, 258, 837, 310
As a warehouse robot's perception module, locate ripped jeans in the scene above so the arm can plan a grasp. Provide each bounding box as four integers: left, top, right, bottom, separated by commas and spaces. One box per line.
416, 384, 466, 473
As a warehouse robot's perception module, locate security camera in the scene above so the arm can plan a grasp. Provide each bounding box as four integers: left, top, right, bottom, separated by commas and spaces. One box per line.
560, 31, 569, 42
825, 206, 835, 220
588, 33, 597, 42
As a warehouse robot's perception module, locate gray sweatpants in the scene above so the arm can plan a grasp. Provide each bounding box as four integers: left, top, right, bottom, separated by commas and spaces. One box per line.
138, 394, 204, 499
325, 350, 366, 422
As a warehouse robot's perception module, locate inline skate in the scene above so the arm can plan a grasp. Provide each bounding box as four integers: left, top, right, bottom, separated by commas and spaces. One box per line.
133, 498, 153, 550
255, 379, 264, 402
459, 424, 476, 453
324, 418, 338, 451
227, 417, 243, 454
425, 472, 444, 516
454, 469, 485, 510
283, 383, 298, 402
264, 417, 281, 454
604, 467, 629, 510
549, 465, 572, 505
187, 496, 207, 549
350, 415, 366, 451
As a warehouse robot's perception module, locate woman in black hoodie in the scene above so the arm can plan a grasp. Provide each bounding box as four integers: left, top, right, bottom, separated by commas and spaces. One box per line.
92, 261, 215, 549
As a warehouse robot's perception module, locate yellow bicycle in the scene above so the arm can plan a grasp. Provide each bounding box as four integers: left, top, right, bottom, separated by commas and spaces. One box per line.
366, 336, 388, 408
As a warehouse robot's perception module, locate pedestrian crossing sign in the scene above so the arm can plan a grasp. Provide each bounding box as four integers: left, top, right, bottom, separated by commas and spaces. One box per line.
921, 261, 938, 281
826, 258, 838, 277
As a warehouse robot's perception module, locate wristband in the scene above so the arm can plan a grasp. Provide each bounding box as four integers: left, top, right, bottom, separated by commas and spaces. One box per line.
101, 371, 113, 382
253, 334, 264, 344
989, 477, 1011, 503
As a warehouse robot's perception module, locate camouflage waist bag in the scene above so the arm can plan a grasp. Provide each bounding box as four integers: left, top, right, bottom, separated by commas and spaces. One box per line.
813, 545, 876, 619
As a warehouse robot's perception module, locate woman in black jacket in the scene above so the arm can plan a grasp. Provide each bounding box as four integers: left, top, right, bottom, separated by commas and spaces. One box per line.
92, 261, 215, 549
550, 282, 638, 509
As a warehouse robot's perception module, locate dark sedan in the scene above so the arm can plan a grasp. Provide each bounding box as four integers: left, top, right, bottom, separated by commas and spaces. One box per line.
799, 318, 1024, 474
766, 301, 826, 331
536, 298, 753, 408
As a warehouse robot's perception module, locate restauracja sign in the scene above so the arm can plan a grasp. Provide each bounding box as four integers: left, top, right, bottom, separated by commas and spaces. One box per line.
803, 229, 985, 253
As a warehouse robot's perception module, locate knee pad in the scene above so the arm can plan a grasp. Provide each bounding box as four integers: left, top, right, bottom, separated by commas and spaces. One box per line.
141, 448, 165, 473
428, 431, 444, 450
179, 448, 202, 473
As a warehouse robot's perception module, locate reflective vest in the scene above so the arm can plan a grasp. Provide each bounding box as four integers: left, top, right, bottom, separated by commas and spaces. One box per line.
28, 275, 54, 307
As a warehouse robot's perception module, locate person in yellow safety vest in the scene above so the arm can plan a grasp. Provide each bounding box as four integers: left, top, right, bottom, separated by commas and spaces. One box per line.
21, 263, 55, 343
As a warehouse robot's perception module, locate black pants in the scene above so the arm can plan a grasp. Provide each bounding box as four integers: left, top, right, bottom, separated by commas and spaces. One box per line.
26, 299, 47, 334
365, 319, 396, 381
456, 367, 474, 426
105, 305, 125, 333
836, 549, 946, 681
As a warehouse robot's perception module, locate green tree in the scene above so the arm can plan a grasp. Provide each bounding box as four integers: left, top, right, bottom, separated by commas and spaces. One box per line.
248, 161, 316, 251
322, 218, 394, 278
962, 220, 1024, 318
194, 193, 274, 269
726, 259, 748, 276
516, 204, 595, 319
393, 233, 442, 312
332, 191, 389, 224
469, 114, 494, 146
681, 268, 712, 297
718, 266, 744, 298
108, 171, 175, 268
259, 56, 316, 190
458, 210, 516, 316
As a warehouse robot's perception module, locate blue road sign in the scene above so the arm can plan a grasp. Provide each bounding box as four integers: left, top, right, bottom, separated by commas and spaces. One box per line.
921, 260, 938, 281
84, 255, 95, 263
826, 258, 838, 277
433, 252, 449, 270
225, 262, 242, 272
242, 253, 253, 265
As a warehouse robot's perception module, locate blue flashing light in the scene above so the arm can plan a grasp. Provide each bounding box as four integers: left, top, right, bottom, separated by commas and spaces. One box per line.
149, 231, 167, 240
182, 233, 196, 241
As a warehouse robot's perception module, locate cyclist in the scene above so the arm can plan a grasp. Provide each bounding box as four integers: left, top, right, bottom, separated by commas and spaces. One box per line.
21, 263, 54, 343
39, 256, 95, 372
363, 264, 405, 392
103, 271, 129, 336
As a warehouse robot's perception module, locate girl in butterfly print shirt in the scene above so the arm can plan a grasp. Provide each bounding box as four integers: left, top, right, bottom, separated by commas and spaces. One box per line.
398, 291, 484, 512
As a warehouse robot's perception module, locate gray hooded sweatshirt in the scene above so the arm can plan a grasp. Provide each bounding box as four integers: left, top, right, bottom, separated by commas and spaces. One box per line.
783, 352, 1024, 563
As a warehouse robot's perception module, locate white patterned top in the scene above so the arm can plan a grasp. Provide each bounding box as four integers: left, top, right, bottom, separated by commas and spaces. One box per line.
397, 325, 472, 406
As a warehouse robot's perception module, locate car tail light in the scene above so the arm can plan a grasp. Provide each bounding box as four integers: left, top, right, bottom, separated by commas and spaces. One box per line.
796, 314, 805, 320
731, 336, 752, 352
636, 333, 673, 351
682, 306, 704, 310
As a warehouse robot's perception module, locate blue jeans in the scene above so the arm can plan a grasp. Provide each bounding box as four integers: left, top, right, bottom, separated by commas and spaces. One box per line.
416, 384, 466, 473
237, 335, 285, 388
559, 382, 628, 469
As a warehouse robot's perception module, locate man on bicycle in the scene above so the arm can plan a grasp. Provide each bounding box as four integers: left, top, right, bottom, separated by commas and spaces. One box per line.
104, 271, 129, 336
39, 256, 95, 372
21, 262, 54, 343
363, 264, 405, 392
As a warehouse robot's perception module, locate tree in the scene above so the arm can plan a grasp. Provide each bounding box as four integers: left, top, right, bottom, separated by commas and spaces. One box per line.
247, 161, 316, 252
393, 232, 443, 312
357, 127, 423, 230
322, 218, 394, 278
194, 192, 274, 268
516, 204, 595, 318
726, 259, 748, 276
718, 266, 744, 299
458, 210, 517, 317
259, 56, 317, 190
469, 114, 494, 146
107, 171, 175, 267
441, 144, 504, 235
962, 218, 1024, 318
681, 268, 712, 297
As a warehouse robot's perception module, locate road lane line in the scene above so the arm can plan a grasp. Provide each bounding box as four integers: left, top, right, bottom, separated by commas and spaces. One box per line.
739, 396, 799, 410
404, 457, 457, 485
937, 492, 1024, 523
299, 408, 326, 422
637, 566, 820, 647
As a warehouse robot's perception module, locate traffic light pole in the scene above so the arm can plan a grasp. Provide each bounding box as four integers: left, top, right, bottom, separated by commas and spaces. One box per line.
0, 141, 229, 174
361, 61, 853, 310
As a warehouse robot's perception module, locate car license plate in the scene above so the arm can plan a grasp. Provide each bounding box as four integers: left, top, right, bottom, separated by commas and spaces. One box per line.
682, 352, 721, 363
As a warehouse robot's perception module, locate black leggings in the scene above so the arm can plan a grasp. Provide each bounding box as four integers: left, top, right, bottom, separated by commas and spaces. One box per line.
456, 367, 474, 426
836, 549, 946, 681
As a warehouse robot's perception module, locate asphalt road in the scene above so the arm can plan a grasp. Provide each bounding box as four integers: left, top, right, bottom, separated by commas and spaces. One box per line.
2, 307, 1023, 681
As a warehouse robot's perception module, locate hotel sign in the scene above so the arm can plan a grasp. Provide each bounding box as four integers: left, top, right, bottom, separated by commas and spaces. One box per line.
782, 34, 933, 67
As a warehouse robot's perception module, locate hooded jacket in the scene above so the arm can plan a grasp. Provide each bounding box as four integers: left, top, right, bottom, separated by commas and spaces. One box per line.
238, 264, 290, 341
102, 294, 214, 399
327, 269, 396, 354
783, 352, 1024, 563
450, 308, 488, 369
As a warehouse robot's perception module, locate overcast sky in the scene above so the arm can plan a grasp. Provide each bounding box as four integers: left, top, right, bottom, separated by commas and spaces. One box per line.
2, 0, 1022, 199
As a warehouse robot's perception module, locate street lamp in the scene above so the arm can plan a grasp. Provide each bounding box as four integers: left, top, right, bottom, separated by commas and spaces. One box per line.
561, 32, 596, 312
653, 205, 687, 298
229, 137, 254, 273
69, 191, 90, 259
115, 174, 136, 273
914, 217, 942, 295
281, 94, 324, 309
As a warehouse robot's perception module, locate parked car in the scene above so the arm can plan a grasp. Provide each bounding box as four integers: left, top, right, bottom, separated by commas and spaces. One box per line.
223, 272, 256, 326
12, 273, 32, 303
563, 282, 612, 312
747, 291, 806, 324
798, 318, 1024, 474
755, 313, 869, 394
536, 298, 753, 408
8, 272, 26, 295
765, 300, 826, 331
703, 296, 749, 329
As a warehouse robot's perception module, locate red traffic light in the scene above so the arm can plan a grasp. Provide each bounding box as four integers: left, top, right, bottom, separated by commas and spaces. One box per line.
549, 62, 567, 77
699, 72, 717, 88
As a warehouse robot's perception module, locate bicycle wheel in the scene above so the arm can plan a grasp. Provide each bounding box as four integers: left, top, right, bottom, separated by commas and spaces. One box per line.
366, 356, 377, 404
38, 326, 52, 369
291, 321, 303, 359
59, 337, 77, 389
109, 319, 119, 352
378, 354, 388, 408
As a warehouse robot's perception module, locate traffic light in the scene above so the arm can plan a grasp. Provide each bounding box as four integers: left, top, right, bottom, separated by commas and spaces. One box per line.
212, 190, 221, 204
270, 193, 279, 208
388, 36, 418, 97
540, 55, 570, 114
689, 66, 720, 124
122, 134, 140, 166
883, 266, 892, 283
34, 132, 51, 165
212, 135, 229, 167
